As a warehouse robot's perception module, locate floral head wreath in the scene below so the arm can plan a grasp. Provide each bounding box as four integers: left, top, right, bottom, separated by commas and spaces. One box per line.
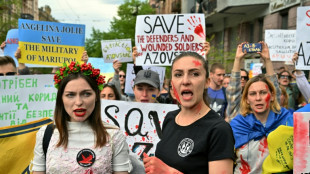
54, 61, 105, 90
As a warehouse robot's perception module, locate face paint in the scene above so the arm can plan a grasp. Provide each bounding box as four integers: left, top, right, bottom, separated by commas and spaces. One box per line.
152, 94, 156, 100
194, 101, 203, 114
171, 81, 182, 105
192, 60, 202, 67
265, 93, 271, 109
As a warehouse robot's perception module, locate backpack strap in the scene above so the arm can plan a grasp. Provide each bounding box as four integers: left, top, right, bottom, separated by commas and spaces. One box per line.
43, 123, 54, 159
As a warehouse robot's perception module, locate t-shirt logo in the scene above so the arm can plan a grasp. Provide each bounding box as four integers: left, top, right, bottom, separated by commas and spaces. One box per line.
177, 138, 194, 157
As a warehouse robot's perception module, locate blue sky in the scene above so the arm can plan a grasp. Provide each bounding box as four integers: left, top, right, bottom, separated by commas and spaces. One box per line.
38, 0, 124, 39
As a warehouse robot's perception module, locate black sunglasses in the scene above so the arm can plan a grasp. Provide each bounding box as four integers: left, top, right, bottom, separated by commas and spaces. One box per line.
119, 75, 126, 78
241, 76, 249, 80
280, 75, 291, 79
0, 72, 16, 76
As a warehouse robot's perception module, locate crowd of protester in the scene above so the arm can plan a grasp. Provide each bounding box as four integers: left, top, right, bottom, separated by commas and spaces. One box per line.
1, 38, 306, 173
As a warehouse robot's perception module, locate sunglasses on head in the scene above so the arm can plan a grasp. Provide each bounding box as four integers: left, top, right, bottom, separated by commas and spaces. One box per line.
0, 72, 16, 76
119, 75, 126, 78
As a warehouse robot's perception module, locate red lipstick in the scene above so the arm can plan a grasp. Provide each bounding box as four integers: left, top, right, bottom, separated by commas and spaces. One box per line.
74, 108, 86, 117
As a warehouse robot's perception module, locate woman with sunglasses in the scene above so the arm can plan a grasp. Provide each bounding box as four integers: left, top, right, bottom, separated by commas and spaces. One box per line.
0, 56, 18, 76
226, 41, 280, 121
278, 70, 300, 110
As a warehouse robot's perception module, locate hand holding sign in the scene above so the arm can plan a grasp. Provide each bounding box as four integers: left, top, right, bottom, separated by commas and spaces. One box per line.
1, 41, 5, 50
257, 41, 271, 61
235, 42, 248, 61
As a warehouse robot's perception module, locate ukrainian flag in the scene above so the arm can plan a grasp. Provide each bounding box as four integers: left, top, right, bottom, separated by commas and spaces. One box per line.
0, 118, 53, 174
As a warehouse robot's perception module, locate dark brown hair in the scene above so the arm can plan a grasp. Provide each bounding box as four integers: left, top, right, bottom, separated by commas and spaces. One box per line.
54, 72, 108, 148
210, 62, 224, 73
101, 83, 121, 100
0, 56, 16, 68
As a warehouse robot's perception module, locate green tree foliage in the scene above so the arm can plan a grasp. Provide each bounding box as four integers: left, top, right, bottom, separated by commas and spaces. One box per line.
0, 0, 21, 42
85, 0, 155, 57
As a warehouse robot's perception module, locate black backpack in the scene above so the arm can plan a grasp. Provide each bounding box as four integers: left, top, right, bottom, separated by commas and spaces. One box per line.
42, 124, 54, 159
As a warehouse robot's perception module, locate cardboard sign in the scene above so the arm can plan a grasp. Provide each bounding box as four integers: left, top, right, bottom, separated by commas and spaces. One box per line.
265, 30, 296, 61
293, 112, 310, 173
101, 39, 132, 63
0, 75, 56, 127
135, 14, 206, 66
18, 19, 85, 66
124, 63, 166, 94
296, 7, 310, 70
101, 100, 178, 157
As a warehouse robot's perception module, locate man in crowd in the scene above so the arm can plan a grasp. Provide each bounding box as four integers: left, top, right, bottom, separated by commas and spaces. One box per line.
0, 56, 17, 76
207, 63, 227, 119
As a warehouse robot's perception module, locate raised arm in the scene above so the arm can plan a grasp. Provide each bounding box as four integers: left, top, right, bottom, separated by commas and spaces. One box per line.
226, 42, 247, 121
258, 41, 281, 103
293, 52, 310, 102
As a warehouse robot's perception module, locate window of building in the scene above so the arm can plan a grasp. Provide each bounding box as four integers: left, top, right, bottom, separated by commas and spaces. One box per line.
258, 18, 263, 41
281, 12, 288, 29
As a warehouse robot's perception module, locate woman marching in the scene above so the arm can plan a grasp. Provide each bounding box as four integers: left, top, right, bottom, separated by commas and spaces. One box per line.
32, 62, 131, 173
143, 52, 235, 174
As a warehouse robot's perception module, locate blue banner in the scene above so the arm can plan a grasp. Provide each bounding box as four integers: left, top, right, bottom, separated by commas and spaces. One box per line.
4, 29, 19, 66
19, 19, 85, 46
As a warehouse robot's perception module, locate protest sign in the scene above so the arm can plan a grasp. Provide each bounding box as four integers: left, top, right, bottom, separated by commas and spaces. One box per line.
265, 30, 296, 61
135, 14, 206, 66
244, 59, 260, 71
249, 63, 263, 78
296, 7, 310, 70
124, 63, 166, 94
18, 19, 85, 66
0, 75, 56, 127
101, 100, 178, 157
293, 112, 310, 173
88, 57, 114, 81
101, 39, 132, 63
4, 29, 19, 66
4, 29, 52, 68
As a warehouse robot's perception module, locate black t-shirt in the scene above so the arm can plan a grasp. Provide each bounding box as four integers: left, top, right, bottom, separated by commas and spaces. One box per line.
155, 109, 235, 174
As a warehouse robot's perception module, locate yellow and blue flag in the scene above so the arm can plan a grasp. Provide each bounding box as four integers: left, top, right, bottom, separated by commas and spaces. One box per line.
0, 118, 53, 174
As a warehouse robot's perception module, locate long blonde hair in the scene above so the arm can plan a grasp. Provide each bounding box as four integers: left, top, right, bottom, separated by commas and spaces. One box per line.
240, 74, 281, 116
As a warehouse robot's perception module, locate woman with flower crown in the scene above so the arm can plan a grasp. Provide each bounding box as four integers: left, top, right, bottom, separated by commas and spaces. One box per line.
32, 61, 132, 174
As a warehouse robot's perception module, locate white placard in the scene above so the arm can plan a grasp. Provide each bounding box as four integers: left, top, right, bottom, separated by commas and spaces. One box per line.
0, 75, 56, 127
124, 63, 166, 94
250, 63, 263, 77
265, 30, 296, 61
101, 100, 178, 157
101, 39, 132, 63
244, 59, 260, 71
135, 14, 206, 66
296, 7, 310, 70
